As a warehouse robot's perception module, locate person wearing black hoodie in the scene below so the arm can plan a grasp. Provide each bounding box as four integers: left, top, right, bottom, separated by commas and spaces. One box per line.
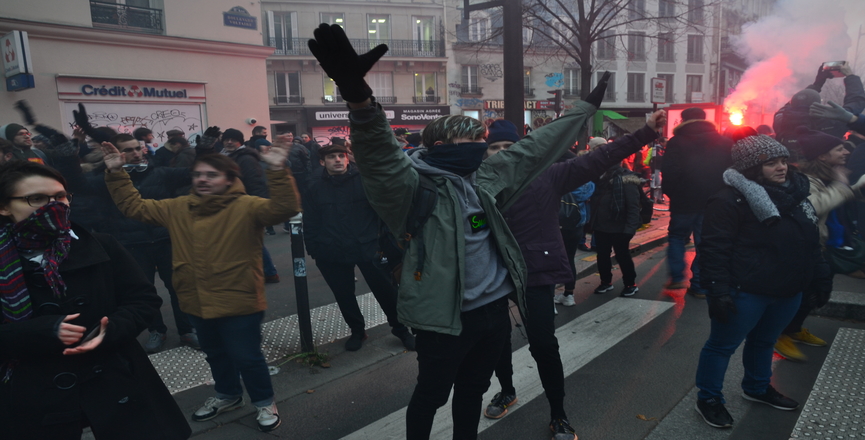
222, 129, 280, 283
662, 107, 733, 297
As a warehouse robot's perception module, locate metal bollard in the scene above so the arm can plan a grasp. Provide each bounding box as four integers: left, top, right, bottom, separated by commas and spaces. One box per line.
288, 213, 314, 352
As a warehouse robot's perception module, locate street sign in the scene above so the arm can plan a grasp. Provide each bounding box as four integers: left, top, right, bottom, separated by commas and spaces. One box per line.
651, 77, 666, 104
6, 73, 35, 92
2, 31, 34, 79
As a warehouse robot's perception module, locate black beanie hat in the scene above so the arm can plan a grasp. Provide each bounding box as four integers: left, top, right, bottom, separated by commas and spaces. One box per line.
486, 120, 520, 144
222, 128, 245, 144
2, 123, 25, 141
795, 126, 843, 160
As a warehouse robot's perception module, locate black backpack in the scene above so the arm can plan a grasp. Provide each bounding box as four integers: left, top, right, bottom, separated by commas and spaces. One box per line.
638, 187, 654, 224
378, 174, 438, 284
558, 192, 583, 230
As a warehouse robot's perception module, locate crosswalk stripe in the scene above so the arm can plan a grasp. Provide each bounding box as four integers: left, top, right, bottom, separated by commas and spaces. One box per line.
342, 297, 674, 439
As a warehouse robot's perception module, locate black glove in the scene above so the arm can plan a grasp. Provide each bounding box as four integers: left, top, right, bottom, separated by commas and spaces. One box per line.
33, 124, 69, 148
14, 100, 37, 125
308, 23, 388, 103
72, 103, 111, 144
584, 71, 611, 108
811, 65, 833, 92
203, 126, 221, 138
707, 294, 737, 324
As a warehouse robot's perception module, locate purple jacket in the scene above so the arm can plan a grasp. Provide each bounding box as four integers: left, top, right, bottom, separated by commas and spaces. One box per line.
503, 125, 658, 287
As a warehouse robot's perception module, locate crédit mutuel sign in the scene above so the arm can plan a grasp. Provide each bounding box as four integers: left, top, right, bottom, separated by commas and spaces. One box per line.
56, 77, 206, 103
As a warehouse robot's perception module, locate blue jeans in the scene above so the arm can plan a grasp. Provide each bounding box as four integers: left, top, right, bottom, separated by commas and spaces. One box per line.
695, 290, 802, 402
188, 312, 274, 407
667, 212, 704, 290
262, 245, 277, 278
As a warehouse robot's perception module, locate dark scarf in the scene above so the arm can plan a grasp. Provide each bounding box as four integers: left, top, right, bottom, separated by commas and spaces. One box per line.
763, 171, 811, 215
0, 202, 72, 323
422, 142, 488, 176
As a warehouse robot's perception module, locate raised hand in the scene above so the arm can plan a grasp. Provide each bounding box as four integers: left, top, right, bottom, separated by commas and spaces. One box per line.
63, 316, 109, 356
308, 23, 388, 103
648, 109, 667, 130
100, 141, 127, 172
14, 100, 37, 125
810, 101, 857, 124
262, 135, 291, 170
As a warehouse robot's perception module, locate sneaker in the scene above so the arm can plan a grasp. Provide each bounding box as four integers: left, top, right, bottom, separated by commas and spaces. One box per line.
549, 418, 577, 440
686, 287, 707, 299
265, 227, 276, 236
774, 334, 807, 362
394, 328, 416, 351
483, 392, 517, 419
621, 285, 639, 297
742, 385, 799, 411
791, 328, 827, 346
192, 396, 244, 422
265, 274, 280, 284
345, 332, 368, 351
256, 403, 281, 432
594, 283, 614, 294
665, 280, 687, 289
695, 397, 733, 428
144, 331, 166, 353
554, 294, 576, 307
179, 332, 200, 350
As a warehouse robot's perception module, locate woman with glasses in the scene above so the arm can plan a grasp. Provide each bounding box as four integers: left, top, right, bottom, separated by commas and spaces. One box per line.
0, 161, 189, 439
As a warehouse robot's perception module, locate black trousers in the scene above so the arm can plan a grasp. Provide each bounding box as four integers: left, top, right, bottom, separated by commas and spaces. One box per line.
560, 228, 581, 292
406, 297, 511, 440
492, 285, 566, 419
594, 231, 637, 286
314, 260, 405, 334
126, 241, 193, 335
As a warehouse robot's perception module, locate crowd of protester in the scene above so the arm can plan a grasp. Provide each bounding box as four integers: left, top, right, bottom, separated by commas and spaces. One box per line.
0, 23, 864, 440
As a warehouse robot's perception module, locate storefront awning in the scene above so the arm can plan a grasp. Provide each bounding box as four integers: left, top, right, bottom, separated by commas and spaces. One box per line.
593, 109, 627, 135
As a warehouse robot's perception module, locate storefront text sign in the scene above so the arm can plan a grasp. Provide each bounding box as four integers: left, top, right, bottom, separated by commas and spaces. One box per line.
56, 77, 206, 103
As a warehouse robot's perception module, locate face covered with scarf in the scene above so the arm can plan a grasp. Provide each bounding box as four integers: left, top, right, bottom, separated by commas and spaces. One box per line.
0, 175, 73, 322
422, 138, 489, 176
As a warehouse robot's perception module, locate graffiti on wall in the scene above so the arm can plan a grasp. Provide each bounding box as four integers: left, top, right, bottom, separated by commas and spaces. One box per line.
479, 64, 503, 82
545, 72, 564, 88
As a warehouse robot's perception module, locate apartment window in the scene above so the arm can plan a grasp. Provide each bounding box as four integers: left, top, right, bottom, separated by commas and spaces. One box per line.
463, 110, 481, 119
274, 72, 301, 104
367, 72, 393, 101
628, 33, 646, 61
524, 68, 533, 95
686, 75, 703, 103
657, 32, 674, 62
627, 73, 645, 102
415, 73, 438, 102
414, 16, 436, 55
564, 68, 580, 96
688, 0, 704, 24
90, 0, 163, 33
628, 0, 645, 20
462, 65, 480, 93
554, 19, 575, 45
523, 27, 533, 46
598, 71, 616, 102
657, 73, 674, 103
321, 12, 345, 29
368, 15, 390, 45
266, 11, 297, 53
468, 11, 490, 42
324, 77, 341, 103
597, 30, 615, 60
659, 0, 675, 17
687, 35, 704, 62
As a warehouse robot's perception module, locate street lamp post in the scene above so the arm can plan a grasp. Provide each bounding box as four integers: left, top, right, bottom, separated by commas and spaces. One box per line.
464, 0, 524, 130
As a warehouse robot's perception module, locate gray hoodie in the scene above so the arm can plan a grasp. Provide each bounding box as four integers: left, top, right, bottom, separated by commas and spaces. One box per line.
408, 148, 514, 311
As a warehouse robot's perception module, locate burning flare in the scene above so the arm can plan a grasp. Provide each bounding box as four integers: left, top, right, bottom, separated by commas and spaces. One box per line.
729, 110, 744, 126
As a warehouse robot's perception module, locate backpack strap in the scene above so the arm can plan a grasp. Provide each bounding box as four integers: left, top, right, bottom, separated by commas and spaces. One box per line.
405, 174, 438, 280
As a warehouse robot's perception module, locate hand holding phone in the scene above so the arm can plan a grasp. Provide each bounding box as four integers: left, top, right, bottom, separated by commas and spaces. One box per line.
63, 316, 109, 356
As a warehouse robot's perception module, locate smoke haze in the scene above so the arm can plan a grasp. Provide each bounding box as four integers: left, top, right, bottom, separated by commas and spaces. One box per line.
724, 0, 865, 120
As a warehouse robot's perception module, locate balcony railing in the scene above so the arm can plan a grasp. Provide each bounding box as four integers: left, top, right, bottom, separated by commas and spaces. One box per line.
322, 95, 344, 104
524, 87, 535, 97
564, 88, 581, 98
461, 85, 482, 95
90, 1, 163, 34
627, 92, 647, 102
377, 96, 398, 105
268, 38, 445, 57
274, 96, 304, 105
413, 95, 442, 104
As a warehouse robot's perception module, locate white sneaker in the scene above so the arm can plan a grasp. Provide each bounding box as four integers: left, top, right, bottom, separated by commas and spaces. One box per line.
554, 294, 576, 307
256, 403, 281, 432
192, 396, 243, 422
554, 302, 558, 315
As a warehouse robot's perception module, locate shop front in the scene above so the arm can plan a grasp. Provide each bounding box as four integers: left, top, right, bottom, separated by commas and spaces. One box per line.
56, 76, 207, 143
304, 105, 450, 144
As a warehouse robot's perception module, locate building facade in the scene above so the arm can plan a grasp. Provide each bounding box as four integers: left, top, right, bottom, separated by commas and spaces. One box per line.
0, 0, 273, 144
261, 0, 449, 143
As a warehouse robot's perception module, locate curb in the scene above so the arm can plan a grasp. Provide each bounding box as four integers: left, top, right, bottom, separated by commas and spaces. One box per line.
814, 291, 865, 322
574, 232, 669, 280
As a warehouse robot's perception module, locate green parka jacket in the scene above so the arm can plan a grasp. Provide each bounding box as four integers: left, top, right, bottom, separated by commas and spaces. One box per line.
350, 100, 597, 335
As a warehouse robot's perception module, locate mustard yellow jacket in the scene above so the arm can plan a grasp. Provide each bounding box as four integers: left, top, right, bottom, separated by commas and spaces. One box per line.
105, 168, 301, 319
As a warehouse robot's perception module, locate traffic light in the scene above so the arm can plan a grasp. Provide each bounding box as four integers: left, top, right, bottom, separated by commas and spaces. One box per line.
548, 89, 563, 116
